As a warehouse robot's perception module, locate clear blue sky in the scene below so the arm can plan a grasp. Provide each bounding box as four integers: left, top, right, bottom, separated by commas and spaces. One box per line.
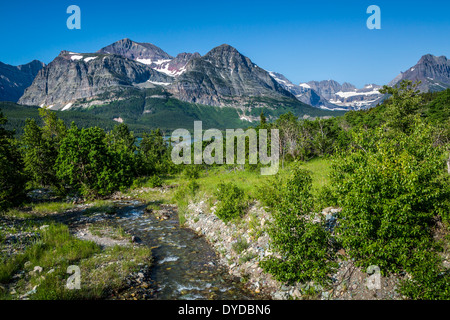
1, 0, 449, 87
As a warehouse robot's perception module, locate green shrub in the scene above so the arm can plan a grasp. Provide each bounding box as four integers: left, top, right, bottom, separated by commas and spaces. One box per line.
398, 250, 450, 300
56, 124, 135, 198
331, 119, 450, 275
187, 180, 200, 197
148, 175, 163, 188
259, 165, 337, 286
184, 165, 202, 179
214, 183, 246, 222
314, 185, 338, 212
232, 237, 249, 254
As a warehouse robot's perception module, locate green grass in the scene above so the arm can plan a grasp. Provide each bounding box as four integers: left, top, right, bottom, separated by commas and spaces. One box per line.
125, 158, 333, 225
165, 159, 331, 201
2, 208, 36, 219
83, 200, 116, 215
0, 224, 99, 285
2, 202, 76, 219
88, 223, 130, 241
166, 166, 270, 201
298, 157, 332, 192
145, 202, 161, 213
0, 222, 151, 300
31, 202, 77, 215
2, 200, 117, 219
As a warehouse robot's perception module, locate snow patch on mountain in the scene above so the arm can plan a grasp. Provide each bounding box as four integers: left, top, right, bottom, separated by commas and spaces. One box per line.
62, 102, 73, 111
70, 55, 83, 61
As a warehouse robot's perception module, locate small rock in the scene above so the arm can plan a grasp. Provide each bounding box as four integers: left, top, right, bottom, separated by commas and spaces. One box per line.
131, 236, 141, 243
292, 288, 302, 299
33, 266, 43, 273
322, 291, 330, 300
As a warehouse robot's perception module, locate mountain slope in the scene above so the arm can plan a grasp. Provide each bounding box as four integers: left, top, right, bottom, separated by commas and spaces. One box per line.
267, 72, 344, 110
389, 54, 450, 92
18, 51, 173, 110
305, 80, 383, 110
0, 60, 45, 102
168, 44, 295, 107
97, 38, 173, 63
97, 38, 200, 77
15, 40, 343, 123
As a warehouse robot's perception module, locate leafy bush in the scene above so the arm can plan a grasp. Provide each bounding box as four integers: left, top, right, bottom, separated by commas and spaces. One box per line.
148, 175, 163, 188
183, 165, 202, 179
137, 128, 173, 176
187, 180, 200, 197
398, 250, 450, 300
214, 183, 247, 222
56, 124, 134, 198
259, 165, 337, 286
332, 119, 450, 275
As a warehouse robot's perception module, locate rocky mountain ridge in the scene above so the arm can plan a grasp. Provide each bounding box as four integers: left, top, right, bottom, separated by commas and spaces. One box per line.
304, 80, 384, 110
18, 41, 300, 111
0, 60, 45, 102
18, 51, 172, 110
389, 54, 450, 92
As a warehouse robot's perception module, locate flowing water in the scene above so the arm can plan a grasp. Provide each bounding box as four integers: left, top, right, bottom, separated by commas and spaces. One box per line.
108, 200, 261, 300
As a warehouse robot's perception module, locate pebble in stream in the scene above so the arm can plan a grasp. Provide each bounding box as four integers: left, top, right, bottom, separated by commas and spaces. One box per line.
111, 201, 261, 300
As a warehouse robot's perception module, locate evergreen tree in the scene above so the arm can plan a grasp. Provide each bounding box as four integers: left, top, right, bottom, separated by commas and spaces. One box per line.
379, 80, 423, 133
137, 129, 170, 175
21, 109, 67, 189
0, 111, 27, 211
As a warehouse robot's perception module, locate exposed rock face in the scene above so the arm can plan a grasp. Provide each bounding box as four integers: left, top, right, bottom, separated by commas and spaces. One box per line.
18, 51, 172, 110
389, 54, 450, 92
17, 42, 298, 111
305, 80, 383, 110
153, 52, 201, 77
168, 44, 294, 107
98, 38, 199, 77
0, 60, 44, 102
268, 72, 343, 110
307, 80, 354, 101
97, 38, 173, 62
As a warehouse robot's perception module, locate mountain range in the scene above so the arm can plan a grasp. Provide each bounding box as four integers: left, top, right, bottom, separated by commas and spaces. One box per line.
1, 39, 450, 126
389, 54, 450, 92
0, 60, 45, 102
18, 40, 297, 112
